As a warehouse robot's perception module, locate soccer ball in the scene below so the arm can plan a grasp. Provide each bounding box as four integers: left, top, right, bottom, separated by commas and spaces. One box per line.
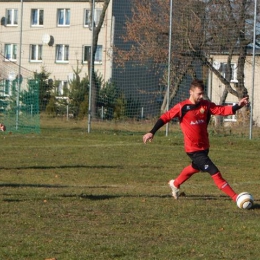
236, 192, 254, 209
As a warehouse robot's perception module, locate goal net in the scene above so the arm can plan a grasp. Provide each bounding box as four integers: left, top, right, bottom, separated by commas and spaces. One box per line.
0, 54, 40, 134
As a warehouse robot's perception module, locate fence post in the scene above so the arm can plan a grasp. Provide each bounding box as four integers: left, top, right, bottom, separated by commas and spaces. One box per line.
87, 0, 95, 133
166, 0, 173, 136
249, 0, 257, 140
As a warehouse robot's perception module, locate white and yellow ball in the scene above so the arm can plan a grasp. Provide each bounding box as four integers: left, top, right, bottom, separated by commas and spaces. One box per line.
236, 192, 254, 209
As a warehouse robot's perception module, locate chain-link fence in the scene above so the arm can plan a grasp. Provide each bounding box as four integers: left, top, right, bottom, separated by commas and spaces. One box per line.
0, 0, 259, 136
0, 53, 40, 133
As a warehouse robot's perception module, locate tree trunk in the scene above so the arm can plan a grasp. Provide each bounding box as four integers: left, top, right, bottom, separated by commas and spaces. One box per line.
89, 0, 111, 118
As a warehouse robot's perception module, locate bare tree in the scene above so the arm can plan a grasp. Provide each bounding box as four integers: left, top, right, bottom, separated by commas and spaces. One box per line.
88, 0, 111, 118
115, 0, 259, 119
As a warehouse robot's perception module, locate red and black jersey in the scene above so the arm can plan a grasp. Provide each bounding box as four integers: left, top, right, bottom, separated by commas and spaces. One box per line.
160, 99, 234, 153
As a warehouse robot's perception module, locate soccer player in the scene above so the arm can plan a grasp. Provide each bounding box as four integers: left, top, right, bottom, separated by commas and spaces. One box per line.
143, 79, 249, 202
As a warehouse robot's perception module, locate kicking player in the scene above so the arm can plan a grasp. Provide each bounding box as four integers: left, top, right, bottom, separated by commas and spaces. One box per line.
143, 79, 249, 201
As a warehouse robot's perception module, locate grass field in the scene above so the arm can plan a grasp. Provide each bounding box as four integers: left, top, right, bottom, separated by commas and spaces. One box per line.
0, 118, 259, 260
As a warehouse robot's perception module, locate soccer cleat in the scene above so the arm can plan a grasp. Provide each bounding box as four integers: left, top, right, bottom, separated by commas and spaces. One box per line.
168, 179, 179, 199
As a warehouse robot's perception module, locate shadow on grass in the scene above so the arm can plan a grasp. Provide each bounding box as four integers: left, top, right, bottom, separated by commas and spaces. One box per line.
2, 165, 123, 170
0, 183, 123, 189
250, 203, 260, 209
61, 193, 249, 201
63, 194, 170, 200
1, 184, 259, 210
2, 198, 24, 202
0, 183, 70, 188
71, 194, 260, 210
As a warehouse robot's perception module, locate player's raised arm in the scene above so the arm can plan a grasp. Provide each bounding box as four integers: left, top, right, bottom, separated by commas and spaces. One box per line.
238, 97, 249, 107
232, 97, 249, 113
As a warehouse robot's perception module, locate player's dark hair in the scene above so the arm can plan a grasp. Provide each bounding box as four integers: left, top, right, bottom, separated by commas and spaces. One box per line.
190, 79, 204, 90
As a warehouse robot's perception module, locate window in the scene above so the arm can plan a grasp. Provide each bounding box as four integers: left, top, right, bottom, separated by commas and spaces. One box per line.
6, 9, 18, 26
57, 9, 70, 26
0, 78, 16, 97
84, 9, 102, 27
67, 73, 75, 82
4, 80, 11, 96
83, 45, 102, 64
219, 63, 237, 82
224, 103, 237, 122
31, 9, 44, 26
0, 80, 11, 97
4, 44, 17, 61
56, 45, 69, 62
57, 81, 68, 96
30, 44, 42, 62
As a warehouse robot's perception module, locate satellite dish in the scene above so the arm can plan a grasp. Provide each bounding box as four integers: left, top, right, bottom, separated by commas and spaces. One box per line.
8, 71, 16, 81
213, 61, 221, 70
42, 34, 54, 46
42, 34, 51, 44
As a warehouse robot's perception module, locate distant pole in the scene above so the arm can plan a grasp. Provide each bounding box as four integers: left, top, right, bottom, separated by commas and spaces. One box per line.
101, 106, 104, 119
166, 0, 173, 136
88, 0, 95, 133
16, 0, 23, 130
249, 0, 257, 140
141, 107, 144, 119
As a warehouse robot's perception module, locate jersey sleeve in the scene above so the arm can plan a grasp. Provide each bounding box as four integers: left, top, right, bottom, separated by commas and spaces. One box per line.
160, 103, 181, 123
209, 102, 234, 116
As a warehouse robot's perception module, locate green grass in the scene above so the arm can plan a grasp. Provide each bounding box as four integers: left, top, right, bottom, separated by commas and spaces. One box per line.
0, 118, 259, 259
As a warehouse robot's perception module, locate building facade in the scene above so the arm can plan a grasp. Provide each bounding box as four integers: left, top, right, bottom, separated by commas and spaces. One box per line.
209, 53, 260, 126
0, 0, 113, 95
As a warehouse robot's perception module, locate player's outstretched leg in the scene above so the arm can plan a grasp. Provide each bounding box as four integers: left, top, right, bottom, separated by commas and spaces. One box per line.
174, 165, 199, 187
211, 172, 237, 201
168, 165, 199, 199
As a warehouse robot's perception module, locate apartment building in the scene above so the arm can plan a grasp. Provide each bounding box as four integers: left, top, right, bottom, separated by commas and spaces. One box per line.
209, 51, 260, 126
0, 0, 113, 95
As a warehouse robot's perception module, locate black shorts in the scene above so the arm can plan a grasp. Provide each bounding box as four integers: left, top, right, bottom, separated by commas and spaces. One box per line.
186, 149, 219, 175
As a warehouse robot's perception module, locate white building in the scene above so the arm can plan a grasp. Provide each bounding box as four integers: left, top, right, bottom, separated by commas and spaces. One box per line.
0, 0, 113, 95
209, 52, 260, 126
